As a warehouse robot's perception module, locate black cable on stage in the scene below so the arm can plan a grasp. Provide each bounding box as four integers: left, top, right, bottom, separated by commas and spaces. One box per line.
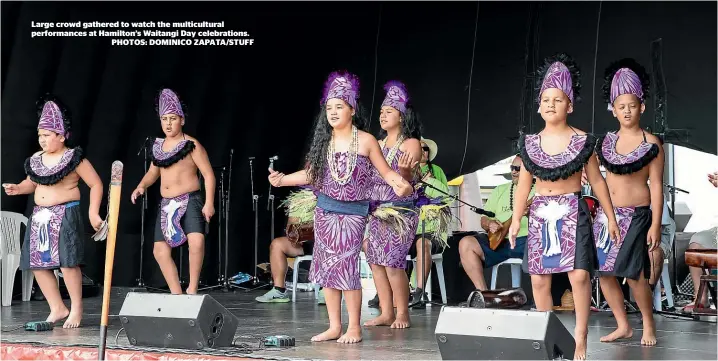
590, 1, 603, 134
368, 4, 383, 123
458, 0, 480, 175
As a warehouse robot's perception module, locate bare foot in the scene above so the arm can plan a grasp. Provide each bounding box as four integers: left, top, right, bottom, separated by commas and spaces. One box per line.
390, 313, 410, 329
337, 326, 362, 344
186, 288, 198, 295
599, 327, 633, 342
311, 327, 342, 342
574, 331, 588, 360
363, 313, 395, 327
63, 308, 82, 329
641, 324, 657, 346
46, 306, 70, 324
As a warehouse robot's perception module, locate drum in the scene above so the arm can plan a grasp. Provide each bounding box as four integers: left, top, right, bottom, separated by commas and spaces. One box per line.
286, 223, 315, 247
582, 195, 598, 219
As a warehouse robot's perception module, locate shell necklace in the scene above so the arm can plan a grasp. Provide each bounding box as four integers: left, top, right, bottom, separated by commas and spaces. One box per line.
327, 125, 359, 184
380, 135, 405, 166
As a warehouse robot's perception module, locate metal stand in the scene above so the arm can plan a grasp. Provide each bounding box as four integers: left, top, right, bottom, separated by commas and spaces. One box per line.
197, 163, 229, 293
267, 156, 278, 241
135, 137, 167, 293
653, 177, 694, 319
409, 218, 445, 309
235, 156, 269, 291
409, 180, 494, 309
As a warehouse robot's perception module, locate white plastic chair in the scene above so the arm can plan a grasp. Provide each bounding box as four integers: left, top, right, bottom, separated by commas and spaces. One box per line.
291, 255, 319, 302
407, 253, 447, 304
1, 211, 33, 306
490, 258, 523, 290
653, 258, 674, 311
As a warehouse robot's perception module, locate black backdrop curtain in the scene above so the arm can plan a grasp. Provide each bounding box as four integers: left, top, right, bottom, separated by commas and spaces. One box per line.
2, 1, 715, 288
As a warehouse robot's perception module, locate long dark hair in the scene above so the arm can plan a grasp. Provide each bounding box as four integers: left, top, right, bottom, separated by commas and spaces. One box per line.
304, 101, 369, 187
378, 106, 422, 143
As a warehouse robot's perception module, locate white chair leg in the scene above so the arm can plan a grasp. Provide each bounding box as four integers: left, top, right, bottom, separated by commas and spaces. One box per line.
653, 280, 663, 311
662, 263, 674, 308
510, 264, 521, 288
426, 271, 433, 301
292, 258, 301, 302
435, 259, 447, 304
22, 270, 34, 302
1, 256, 19, 307
490, 265, 499, 290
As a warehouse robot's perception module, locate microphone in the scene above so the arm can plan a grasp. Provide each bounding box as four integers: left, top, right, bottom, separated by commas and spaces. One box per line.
268, 155, 278, 170
473, 208, 495, 218
417, 179, 495, 217
136, 136, 151, 156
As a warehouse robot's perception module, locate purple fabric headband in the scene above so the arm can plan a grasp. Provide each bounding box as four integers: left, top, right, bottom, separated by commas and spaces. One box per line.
158, 89, 184, 118
539, 61, 574, 103
38, 101, 65, 136
322, 71, 359, 109
381, 80, 409, 113
608, 68, 644, 111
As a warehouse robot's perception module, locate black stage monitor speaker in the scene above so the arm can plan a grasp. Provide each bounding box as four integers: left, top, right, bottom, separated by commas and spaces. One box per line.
118, 292, 239, 350
435, 306, 575, 360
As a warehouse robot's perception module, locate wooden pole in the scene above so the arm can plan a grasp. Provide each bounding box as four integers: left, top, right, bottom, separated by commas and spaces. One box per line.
99, 161, 123, 360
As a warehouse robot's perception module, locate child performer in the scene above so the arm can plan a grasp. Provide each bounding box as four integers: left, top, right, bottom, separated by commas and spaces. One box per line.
364, 81, 423, 329
130, 88, 215, 295
268, 71, 412, 344
594, 59, 663, 346
4, 97, 104, 328
508, 54, 620, 360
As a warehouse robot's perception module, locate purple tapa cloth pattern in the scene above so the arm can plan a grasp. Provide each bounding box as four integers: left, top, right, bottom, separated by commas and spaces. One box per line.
160, 193, 190, 248
523, 134, 588, 169
608, 68, 644, 111
539, 62, 574, 103
322, 71, 359, 109
365, 148, 419, 269
594, 206, 634, 272
527, 194, 579, 274
600, 132, 654, 165
28, 149, 78, 177
38, 101, 65, 136
158, 89, 184, 117
310, 153, 373, 290
152, 138, 191, 161
29, 204, 66, 268
381, 80, 409, 113
368, 148, 416, 202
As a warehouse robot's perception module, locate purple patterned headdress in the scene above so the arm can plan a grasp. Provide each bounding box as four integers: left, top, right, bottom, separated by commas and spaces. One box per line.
539, 62, 575, 103
381, 80, 409, 113
38, 101, 66, 136
158, 88, 185, 118
322, 71, 360, 108
602, 59, 650, 111
607, 68, 644, 111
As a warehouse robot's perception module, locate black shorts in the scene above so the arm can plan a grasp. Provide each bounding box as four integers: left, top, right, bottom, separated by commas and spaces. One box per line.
20, 201, 85, 270
154, 191, 207, 243
408, 234, 444, 258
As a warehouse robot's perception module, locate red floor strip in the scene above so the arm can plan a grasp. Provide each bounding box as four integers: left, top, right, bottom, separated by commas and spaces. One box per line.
1, 344, 262, 361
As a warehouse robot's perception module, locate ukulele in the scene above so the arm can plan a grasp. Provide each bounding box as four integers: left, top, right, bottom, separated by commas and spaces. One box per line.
486, 196, 533, 250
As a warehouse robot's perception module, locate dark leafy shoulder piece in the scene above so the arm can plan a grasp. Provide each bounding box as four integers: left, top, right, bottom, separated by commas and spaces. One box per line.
596, 132, 659, 175
24, 147, 85, 185
150, 137, 196, 168
519, 133, 597, 182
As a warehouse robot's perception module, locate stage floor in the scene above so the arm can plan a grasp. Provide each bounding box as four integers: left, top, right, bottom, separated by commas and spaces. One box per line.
2, 287, 716, 360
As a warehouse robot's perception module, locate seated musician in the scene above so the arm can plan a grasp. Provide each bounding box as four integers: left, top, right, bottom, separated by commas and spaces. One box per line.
649, 199, 675, 288
458, 154, 535, 290
256, 187, 323, 304
683, 171, 718, 313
